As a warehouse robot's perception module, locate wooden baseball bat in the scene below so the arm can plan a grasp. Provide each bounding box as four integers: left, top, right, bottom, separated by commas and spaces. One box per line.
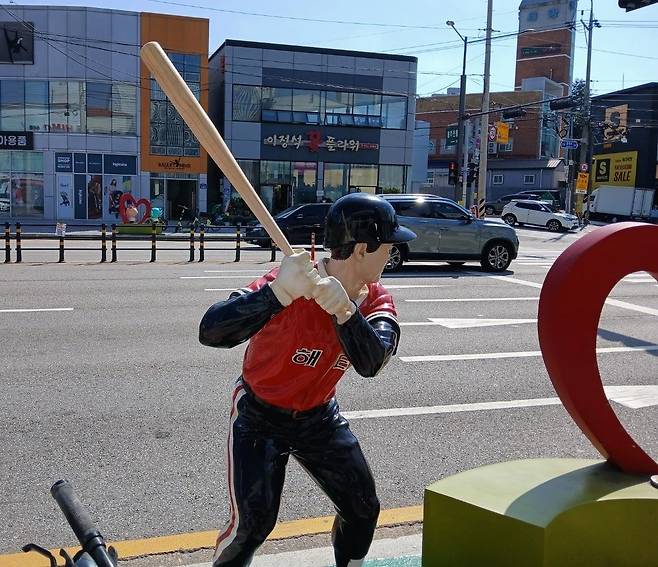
140, 41, 294, 256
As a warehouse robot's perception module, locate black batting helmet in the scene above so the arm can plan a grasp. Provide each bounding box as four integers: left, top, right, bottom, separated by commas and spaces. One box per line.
324, 193, 416, 252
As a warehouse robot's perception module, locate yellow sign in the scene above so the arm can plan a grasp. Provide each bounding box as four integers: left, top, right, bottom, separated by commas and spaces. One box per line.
593, 151, 637, 188
495, 122, 509, 144
576, 172, 589, 192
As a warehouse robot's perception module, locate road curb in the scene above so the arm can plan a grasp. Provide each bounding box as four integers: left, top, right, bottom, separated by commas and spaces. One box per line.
0, 505, 423, 566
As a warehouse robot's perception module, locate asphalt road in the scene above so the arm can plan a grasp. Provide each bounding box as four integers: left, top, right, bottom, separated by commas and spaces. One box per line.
1, 224, 657, 555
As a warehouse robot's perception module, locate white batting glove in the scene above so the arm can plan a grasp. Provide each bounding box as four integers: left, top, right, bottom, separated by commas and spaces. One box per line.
312, 276, 354, 324
269, 250, 321, 306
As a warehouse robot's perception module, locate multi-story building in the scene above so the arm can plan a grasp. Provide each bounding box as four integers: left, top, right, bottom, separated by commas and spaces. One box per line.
0, 5, 208, 223
416, 86, 566, 200
515, 0, 578, 95
208, 40, 417, 216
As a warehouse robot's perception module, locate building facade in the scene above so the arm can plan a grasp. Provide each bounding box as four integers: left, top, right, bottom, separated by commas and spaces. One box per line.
0, 6, 208, 223
208, 40, 417, 216
591, 82, 658, 198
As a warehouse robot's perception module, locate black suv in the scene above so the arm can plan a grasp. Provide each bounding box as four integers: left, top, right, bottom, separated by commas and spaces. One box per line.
484, 192, 545, 215
246, 202, 332, 246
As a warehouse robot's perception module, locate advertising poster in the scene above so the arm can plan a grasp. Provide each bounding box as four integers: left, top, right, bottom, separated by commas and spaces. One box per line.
87, 175, 103, 220
104, 175, 134, 220
74, 174, 87, 219
0, 173, 10, 217
593, 151, 638, 189
57, 174, 74, 219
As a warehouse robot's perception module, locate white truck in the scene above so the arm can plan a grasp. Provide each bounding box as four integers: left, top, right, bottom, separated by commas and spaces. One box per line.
584, 186, 656, 222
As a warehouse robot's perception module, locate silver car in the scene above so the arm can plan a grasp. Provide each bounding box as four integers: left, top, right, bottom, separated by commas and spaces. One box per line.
381, 194, 519, 272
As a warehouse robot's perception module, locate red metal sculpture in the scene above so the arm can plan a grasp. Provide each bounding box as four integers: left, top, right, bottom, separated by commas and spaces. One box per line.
538, 222, 658, 474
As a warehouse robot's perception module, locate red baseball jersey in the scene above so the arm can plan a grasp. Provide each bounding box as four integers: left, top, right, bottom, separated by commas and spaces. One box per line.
237, 262, 397, 411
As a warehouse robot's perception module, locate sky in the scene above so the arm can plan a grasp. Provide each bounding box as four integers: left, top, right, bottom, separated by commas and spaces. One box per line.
9, 0, 658, 97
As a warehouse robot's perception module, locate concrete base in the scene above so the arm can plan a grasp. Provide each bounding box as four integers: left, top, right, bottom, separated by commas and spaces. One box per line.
423, 458, 658, 567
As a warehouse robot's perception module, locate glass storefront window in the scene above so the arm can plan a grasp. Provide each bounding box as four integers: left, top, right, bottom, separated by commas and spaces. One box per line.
237, 159, 260, 188
292, 162, 317, 204
12, 151, 43, 173
1, 80, 25, 130
49, 81, 68, 132
112, 84, 137, 136
12, 173, 44, 217
378, 165, 406, 194
25, 81, 49, 132
86, 82, 113, 135
292, 89, 321, 124
260, 160, 292, 185
350, 164, 378, 188
323, 163, 350, 203
262, 87, 293, 111
382, 95, 407, 129
233, 85, 261, 122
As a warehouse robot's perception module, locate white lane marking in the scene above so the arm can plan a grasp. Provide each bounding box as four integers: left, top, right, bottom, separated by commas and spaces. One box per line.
383, 284, 452, 289
401, 345, 658, 363
341, 385, 658, 420
406, 297, 538, 303
606, 385, 658, 408
475, 273, 542, 289
205, 288, 239, 292
180, 275, 255, 279
203, 270, 268, 273
0, 307, 74, 313
400, 317, 537, 329
604, 299, 658, 317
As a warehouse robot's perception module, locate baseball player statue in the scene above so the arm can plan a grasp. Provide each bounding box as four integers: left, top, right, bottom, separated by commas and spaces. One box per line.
199, 193, 416, 567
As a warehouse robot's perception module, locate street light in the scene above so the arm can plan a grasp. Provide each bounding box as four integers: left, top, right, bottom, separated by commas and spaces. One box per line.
446, 21, 468, 203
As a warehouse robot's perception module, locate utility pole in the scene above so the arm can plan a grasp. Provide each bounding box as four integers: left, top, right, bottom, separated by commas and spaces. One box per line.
447, 21, 468, 204
581, 0, 598, 223
462, 119, 471, 205
476, 0, 493, 210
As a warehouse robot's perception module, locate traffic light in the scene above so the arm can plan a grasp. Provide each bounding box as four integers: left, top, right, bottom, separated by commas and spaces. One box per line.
501, 108, 527, 120
549, 96, 580, 111
467, 162, 478, 184
448, 161, 458, 185
619, 0, 658, 11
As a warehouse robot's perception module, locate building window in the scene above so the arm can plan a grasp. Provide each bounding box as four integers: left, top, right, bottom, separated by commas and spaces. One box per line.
292, 89, 321, 124
233, 85, 262, 122
111, 84, 137, 136
381, 95, 407, 129
379, 165, 406, 194
523, 174, 536, 185
324, 91, 352, 126
150, 53, 200, 156
24, 81, 48, 132
492, 174, 504, 185
323, 162, 350, 202
1, 80, 25, 130
86, 82, 113, 135
292, 162, 317, 203
237, 159, 260, 189
488, 142, 497, 154
0, 150, 44, 217
500, 139, 513, 152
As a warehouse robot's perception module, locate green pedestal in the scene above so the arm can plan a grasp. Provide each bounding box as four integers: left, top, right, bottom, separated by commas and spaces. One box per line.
117, 224, 162, 235
423, 459, 658, 567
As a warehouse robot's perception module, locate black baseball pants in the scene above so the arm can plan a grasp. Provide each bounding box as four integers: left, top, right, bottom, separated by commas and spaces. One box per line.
212, 381, 380, 567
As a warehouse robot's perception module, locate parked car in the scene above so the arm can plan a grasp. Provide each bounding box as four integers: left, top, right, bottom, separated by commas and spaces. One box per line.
246, 202, 332, 246
484, 192, 546, 215
381, 194, 519, 272
501, 200, 579, 232
514, 189, 562, 211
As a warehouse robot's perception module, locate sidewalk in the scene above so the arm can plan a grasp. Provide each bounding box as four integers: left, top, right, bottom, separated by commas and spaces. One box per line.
184, 534, 422, 567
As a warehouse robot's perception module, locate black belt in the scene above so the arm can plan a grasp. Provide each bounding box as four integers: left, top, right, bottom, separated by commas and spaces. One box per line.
240, 379, 331, 419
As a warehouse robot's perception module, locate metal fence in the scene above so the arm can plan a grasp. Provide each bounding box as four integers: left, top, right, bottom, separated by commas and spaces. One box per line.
2, 222, 283, 264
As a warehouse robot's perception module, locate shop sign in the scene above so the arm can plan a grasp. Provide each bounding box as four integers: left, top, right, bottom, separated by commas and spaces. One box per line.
87, 153, 103, 174
55, 152, 73, 173
0, 131, 33, 150
576, 172, 589, 192
104, 154, 137, 175
603, 104, 629, 142
446, 125, 458, 147
520, 44, 562, 58
157, 157, 193, 171
74, 153, 87, 173
263, 131, 379, 153
495, 122, 509, 145
593, 151, 637, 188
